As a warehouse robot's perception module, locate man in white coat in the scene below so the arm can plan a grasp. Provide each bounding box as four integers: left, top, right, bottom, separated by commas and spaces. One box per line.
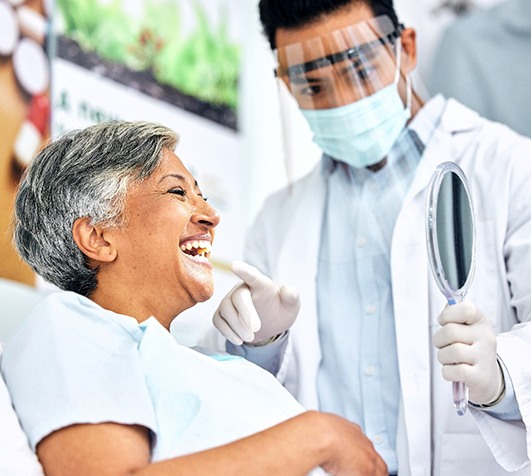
212, 1, 531, 474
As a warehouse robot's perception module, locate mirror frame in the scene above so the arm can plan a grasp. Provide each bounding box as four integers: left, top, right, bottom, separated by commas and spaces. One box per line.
426, 161, 476, 304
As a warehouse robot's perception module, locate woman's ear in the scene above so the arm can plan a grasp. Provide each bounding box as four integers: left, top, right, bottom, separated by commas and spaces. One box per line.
72, 217, 117, 264
400, 27, 417, 74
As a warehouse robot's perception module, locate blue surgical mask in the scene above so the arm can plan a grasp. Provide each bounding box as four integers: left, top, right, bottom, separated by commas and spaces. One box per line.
300, 45, 411, 169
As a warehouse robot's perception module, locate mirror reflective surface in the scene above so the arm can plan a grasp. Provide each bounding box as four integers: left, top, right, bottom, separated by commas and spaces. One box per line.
426, 161, 476, 415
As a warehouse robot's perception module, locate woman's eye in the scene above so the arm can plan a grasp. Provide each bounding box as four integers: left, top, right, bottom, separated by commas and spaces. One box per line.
168, 188, 187, 197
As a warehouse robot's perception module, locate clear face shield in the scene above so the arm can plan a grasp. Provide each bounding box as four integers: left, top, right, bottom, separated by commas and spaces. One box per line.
275, 15, 404, 110
274, 16, 412, 169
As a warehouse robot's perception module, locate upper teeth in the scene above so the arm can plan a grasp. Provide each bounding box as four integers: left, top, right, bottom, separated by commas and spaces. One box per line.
180, 240, 212, 256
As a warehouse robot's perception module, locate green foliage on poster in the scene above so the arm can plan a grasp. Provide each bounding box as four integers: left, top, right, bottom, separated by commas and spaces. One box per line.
56, 0, 241, 111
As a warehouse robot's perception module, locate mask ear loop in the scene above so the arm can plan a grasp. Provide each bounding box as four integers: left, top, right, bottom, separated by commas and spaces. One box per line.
405, 71, 412, 112
394, 37, 402, 84
394, 37, 412, 112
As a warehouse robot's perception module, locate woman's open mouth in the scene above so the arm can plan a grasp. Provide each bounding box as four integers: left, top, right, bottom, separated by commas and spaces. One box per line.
180, 240, 212, 259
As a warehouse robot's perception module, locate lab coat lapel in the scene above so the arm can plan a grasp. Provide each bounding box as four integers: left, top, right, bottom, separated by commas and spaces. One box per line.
277, 163, 325, 294
392, 167, 432, 475
277, 164, 327, 408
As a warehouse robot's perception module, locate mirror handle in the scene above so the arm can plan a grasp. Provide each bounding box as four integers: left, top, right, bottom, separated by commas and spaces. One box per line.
448, 296, 469, 415
453, 382, 469, 415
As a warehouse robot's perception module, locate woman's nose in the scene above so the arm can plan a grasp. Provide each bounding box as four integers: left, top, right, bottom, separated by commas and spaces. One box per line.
192, 199, 220, 229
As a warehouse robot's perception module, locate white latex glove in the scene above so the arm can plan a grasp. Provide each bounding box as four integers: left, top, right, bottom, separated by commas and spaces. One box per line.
213, 260, 300, 345
433, 301, 504, 405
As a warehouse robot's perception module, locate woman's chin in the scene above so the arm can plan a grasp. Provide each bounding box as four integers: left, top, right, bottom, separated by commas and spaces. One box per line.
185, 274, 215, 305
181, 257, 215, 301
194, 282, 215, 303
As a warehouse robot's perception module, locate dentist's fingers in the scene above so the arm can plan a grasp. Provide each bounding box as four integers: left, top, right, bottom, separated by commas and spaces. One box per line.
436, 340, 475, 384
438, 301, 480, 326
213, 310, 244, 346
437, 342, 475, 366
433, 302, 500, 404
214, 289, 253, 342
213, 285, 261, 342
231, 285, 262, 333
439, 360, 472, 384
279, 284, 300, 313
433, 323, 476, 349
231, 260, 271, 290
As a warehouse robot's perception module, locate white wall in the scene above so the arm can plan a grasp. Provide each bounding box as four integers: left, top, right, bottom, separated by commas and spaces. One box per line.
239, 0, 322, 226
395, 0, 505, 87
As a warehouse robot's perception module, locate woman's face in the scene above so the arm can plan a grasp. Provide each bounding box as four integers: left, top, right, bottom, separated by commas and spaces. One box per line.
102, 148, 220, 323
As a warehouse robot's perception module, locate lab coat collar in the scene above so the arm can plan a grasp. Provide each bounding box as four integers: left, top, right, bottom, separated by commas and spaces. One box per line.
404, 96, 480, 205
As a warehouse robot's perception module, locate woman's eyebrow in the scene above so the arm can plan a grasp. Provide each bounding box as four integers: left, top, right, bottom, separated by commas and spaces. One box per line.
159, 174, 202, 193
158, 173, 188, 185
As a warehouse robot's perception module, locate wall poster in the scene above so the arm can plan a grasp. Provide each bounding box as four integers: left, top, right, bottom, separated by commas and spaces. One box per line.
3, 0, 245, 341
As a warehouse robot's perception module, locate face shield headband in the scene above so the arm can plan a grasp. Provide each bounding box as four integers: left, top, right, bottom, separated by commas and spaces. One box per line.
274, 15, 405, 110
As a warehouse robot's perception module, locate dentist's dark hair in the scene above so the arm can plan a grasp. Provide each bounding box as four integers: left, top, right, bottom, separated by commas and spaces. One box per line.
258, 0, 400, 49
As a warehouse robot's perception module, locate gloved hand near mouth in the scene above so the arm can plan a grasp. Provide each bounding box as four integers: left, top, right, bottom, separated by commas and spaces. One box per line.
213, 260, 300, 345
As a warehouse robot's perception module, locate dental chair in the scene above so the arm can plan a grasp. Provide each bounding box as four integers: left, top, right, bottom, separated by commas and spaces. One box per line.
0, 277, 45, 475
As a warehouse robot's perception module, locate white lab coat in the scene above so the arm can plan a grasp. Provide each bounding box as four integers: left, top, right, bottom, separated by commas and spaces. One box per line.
244, 98, 531, 475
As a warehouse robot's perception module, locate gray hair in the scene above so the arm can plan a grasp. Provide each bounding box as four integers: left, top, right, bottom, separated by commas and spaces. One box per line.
13, 120, 179, 296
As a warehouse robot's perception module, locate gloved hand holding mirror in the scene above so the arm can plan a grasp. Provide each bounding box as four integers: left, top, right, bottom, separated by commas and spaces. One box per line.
426, 162, 505, 416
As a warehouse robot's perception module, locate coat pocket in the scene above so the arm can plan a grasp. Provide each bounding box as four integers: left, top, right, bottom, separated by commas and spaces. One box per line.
437, 433, 531, 475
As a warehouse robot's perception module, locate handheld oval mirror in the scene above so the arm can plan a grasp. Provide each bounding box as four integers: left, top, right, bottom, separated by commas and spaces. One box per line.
426, 161, 476, 416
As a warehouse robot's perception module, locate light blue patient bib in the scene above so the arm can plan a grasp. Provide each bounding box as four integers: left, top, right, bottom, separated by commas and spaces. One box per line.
137, 316, 306, 460
1, 292, 306, 462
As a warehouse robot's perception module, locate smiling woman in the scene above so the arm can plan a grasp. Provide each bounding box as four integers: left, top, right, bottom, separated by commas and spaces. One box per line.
77, 146, 220, 328
0, 120, 386, 476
